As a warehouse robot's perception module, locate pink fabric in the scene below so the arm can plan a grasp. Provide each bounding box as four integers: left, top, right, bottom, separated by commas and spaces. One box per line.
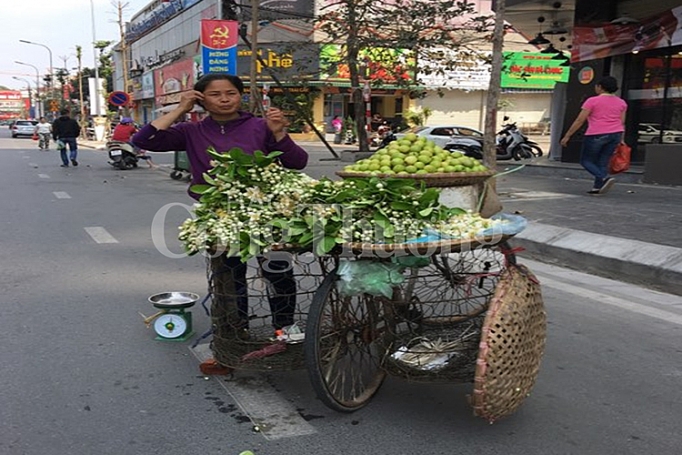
582, 95, 627, 135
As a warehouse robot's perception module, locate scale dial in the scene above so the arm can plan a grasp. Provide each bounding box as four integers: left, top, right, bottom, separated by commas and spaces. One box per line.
153, 314, 188, 338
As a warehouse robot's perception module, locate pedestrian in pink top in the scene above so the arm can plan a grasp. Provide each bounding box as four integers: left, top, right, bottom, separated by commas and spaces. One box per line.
561, 76, 627, 194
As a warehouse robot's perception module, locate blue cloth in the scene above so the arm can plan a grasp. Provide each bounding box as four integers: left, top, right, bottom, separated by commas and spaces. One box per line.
580, 132, 621, 189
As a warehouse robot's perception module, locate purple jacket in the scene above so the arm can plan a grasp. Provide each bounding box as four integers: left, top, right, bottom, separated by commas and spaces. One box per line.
133, 112, 308, 198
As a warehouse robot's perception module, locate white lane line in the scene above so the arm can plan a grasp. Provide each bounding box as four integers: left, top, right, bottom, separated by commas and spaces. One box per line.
538, 275, 682, 327
53, 191, 71, 199
190, 344, 316, 440
28, 162, 38, 167
84, 227, 119, 244
38, 174, 50, 179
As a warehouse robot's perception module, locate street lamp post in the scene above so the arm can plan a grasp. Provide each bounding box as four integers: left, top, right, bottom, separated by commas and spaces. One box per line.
89, 0, 102, 118
19, 40, 54, 114
12, 77, 33, 118
15, 61, 41, 118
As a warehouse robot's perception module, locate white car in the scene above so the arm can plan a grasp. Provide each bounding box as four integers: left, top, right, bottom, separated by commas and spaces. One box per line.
395, 125, 483, 147
637, 123, 682, 144
10, 119, 38, 138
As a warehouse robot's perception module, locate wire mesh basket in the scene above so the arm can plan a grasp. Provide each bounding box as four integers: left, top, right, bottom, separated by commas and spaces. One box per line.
379, 245, 513, 383
208, 252, 333, 371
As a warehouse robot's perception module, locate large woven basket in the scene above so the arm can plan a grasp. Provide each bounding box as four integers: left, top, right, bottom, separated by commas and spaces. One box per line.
470, 264, 546, 423
336, 170, 495, 187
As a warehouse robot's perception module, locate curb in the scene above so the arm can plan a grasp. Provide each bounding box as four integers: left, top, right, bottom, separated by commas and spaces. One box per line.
513, 222, 682, 296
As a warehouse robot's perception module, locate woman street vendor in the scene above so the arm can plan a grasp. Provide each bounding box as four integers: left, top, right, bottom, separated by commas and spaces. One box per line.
133, 73, 309, 332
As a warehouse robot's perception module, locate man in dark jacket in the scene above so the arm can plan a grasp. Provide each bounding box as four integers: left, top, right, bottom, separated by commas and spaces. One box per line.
52, 109, 81, 167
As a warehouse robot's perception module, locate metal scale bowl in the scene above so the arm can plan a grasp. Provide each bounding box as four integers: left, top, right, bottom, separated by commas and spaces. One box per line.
147, 292, 200, 341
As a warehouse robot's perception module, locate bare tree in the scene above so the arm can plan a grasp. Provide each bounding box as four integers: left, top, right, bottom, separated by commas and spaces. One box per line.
315, 0, 493, 153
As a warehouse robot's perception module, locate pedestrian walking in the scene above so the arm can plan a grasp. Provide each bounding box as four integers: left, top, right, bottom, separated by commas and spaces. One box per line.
52, 109, 81, 167
560, 76, 627, 194
34, 117, 52, 150
133, 73, 308, 332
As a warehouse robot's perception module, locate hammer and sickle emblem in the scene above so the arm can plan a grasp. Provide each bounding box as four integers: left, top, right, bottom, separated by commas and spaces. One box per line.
210, 26, 230, 40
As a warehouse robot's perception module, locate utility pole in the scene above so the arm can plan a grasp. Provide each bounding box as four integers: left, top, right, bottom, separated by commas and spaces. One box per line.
249, 0, 261, 113
116, 1, 131, 116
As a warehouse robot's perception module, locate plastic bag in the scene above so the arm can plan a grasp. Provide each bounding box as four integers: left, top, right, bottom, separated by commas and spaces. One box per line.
477, 213, 527, 237
336, 259, 406, 298
31, 133, 38, 141
56, 140, 66, 150
609, 142, 631, 174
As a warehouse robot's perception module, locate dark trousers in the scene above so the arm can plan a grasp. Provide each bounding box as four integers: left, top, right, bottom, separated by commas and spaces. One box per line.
221, 256, 296, 330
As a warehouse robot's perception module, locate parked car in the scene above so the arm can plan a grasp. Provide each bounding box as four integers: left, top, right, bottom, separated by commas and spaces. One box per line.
637, 123, 682, 144
394, 125, 483, 148
10, 119, 38, 138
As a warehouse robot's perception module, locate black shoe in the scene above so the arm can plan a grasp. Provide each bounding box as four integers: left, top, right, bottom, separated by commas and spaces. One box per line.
599, 177, 615, 194
587, 188, 600, 194
60, 164, 69, 168
71, 159, 78, 166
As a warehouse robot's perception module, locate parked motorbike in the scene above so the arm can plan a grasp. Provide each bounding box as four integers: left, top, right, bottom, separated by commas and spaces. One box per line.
107, 141, 139, 170
445, 117, 542, 161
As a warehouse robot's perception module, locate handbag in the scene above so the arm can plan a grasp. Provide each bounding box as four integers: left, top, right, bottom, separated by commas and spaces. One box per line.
32, 132, 39, 141
609, 142, 631, 174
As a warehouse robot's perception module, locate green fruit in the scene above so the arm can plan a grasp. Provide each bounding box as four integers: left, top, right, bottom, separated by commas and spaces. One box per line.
405, 165, 417, 173
393, 164, 405, 173
424, 164, 437, 173
405, 133, 418, 142
404, 155, 417, 165
414, 161, 425, 169
417, 154, 431, 164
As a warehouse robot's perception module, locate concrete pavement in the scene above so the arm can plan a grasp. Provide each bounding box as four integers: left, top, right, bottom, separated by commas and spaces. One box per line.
80, 137, 682, 295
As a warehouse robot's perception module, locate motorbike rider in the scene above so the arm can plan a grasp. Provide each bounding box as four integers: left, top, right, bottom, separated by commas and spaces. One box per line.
34, 117, 52, 150
111, 117, 155, 168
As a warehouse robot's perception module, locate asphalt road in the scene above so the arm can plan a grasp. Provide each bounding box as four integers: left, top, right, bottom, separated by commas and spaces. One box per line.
1, 131, 681, 455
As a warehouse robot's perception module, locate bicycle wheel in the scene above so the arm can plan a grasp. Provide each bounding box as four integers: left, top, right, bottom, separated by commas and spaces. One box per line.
305, 269, 391, 412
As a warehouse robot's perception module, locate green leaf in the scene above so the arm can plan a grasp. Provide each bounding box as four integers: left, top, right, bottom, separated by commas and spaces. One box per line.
418, 207, 434, 217
315, 236, 337, 256
189, 184, 211, 194
391, 201, 413, 211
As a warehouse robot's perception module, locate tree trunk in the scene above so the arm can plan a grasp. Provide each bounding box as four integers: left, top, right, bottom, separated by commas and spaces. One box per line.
346, 4, 369, 153
483, 0, 505, 169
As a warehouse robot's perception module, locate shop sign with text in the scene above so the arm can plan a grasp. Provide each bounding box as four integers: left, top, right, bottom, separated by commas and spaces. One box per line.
501, 52, 569, 89
236, 44, 319, 81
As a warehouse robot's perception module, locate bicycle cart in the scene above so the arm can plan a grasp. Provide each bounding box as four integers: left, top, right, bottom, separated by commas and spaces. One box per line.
302, 236, 546, 422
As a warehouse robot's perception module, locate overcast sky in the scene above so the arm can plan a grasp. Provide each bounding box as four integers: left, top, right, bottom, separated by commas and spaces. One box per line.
0, 0, 151, 90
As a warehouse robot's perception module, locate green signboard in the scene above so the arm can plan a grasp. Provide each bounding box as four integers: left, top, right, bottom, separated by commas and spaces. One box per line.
501, 52, 569, 89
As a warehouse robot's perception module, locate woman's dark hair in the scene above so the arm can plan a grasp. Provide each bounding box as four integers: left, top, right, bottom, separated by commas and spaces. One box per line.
597, 76, 619, 93
193, 74, 245, 94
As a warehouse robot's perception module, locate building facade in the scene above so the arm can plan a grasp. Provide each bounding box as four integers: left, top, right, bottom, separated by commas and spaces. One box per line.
504, 0, 682, 163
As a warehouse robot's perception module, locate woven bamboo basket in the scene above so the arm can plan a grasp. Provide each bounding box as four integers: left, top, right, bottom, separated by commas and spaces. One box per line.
470, 264, 546, 423
335, 170, 496, 187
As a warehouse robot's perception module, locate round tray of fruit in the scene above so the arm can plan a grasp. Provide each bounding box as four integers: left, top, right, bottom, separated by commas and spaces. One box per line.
337, 133, 495, 187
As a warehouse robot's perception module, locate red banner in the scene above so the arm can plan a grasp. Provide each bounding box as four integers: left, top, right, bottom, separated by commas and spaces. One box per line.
572, 6, 682, 63
200, 20, 239, 75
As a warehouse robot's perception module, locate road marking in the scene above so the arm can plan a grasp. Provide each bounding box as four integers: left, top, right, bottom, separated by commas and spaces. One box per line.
84, 227, 118, 244
28, 162, 38, 167
53, 191, 71, 199
22, 156, 30, 159
190, 343, 317, 440
38, 174, 50, 179
538, 275, 682, 326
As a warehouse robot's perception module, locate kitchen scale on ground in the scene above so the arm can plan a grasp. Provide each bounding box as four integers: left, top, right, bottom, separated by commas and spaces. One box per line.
143, 292, 200, 341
